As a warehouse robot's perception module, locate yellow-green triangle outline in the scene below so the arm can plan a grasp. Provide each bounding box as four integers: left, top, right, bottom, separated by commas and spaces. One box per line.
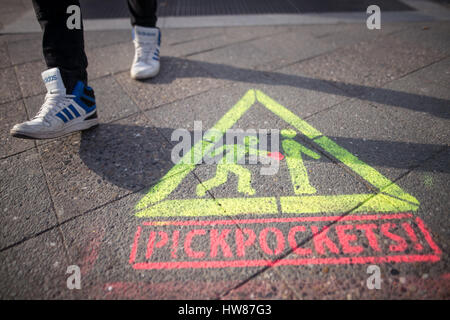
135, 89, 419, 218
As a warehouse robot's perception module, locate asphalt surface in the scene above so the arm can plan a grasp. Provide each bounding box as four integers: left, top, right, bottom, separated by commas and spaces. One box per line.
0, 0, 449, 299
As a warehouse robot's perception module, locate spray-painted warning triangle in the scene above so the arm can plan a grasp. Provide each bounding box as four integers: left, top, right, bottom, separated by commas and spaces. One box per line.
135, 89, 419, 217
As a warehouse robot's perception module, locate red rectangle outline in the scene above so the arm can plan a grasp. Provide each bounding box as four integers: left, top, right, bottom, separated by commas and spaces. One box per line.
141, 213, 413, 227
130, 214, 441, 270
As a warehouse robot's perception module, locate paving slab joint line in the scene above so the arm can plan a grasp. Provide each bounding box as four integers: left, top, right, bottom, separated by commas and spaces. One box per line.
0, 143, 33, 161
396, 145, 449, 177
168, 31, 224, 46
292, 94, 355, 124
377, 54, 450, 89
252, 24, 393, 72
0, 21, 408, 74
6, 142, 431, 254
35, 147, 73, 263
5, 24, 446, 248
254, 49, 332, 72
291, 131, 377, 192
0, 37, 136, 72
257, 23, 417, 75
113, 60, 236, 116
256, 22, 413, 73
371, 143, 448, 199
217, 167, 413, 299
356, 54, 450, 103
249, 189, 414, 274
0, 186, 143, 252
292, 52, 449, 103
0, 25, 283, 74
0, 223, 60, 253
182, 28, 290, 58
0, 107, 144, 162
294, 118, 447, 195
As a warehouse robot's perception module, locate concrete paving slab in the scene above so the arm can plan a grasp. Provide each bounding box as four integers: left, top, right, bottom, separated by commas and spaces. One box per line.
273, 148, 450, 299
304, 97, 445, 184
84, 30, 132, 50
0, 228, 71, 299
161, 25, 289, 58
0, 149, 57, 249
143, 84, 254, 143
220, 268, 297, 299
409, 57, 450, 87
143, 82, 380, 272
1, 18, 449, 300
161, 27, 228, 58
14, 59, 47, 98
0, 32, 41, 45
0, 66, 22, 104
0, 100, 34, 158
251, 30, 333, 71
60, 188, 269, 299
192, 100, 372, 199
290, 22, 408, 50
86, 41, 134, 79
115, 57, 228, 112
0, 5, 29, 30
277, 33, 446, 97
389, 21, 450, 56
275, 259, 449, 299
188, 41, 277, 80
7, 38, 42, 65
239, 74, 349, 119
162, 27, 225, 46
390, 147, 450, 268
143, 74, 348, 146
89, 76, 140, 123
0, 43, 11, 68
5, 30, 132, 68
148, 79, 442, 198
37, 113, 172, 221
361, 65, 450, 146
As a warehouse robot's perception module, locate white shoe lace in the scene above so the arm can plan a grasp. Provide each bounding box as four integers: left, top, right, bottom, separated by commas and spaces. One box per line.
34, 93, 75, 121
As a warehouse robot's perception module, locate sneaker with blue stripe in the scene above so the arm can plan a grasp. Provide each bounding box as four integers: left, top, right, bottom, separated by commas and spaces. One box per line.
130, 25, 161, 80
10, 67, 98, 139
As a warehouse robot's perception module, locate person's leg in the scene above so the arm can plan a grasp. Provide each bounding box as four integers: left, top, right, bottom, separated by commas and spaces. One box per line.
11, 0, 97, 139
32, 0, 88, 92
127, 0, 158, 28
128, 0, 161, 80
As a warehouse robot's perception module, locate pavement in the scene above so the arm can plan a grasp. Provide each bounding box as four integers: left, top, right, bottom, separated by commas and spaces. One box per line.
0, 0, 449, 300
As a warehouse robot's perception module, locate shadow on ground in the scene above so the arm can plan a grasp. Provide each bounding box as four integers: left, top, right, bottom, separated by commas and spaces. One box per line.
78, 55, 449, 191
79, 123, 448, 194
138, 56, 450, 119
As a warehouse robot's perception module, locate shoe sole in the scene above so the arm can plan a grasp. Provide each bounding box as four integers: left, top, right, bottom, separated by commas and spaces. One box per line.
10, 118, 99, 140
130, 65, 160, 80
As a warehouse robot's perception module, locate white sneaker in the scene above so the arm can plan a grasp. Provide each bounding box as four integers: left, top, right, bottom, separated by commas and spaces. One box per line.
10, 68, 98, 139
130, 25, 161, 80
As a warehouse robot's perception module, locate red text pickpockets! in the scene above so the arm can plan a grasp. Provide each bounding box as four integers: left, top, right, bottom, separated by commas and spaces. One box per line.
129, 213, 441, 270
